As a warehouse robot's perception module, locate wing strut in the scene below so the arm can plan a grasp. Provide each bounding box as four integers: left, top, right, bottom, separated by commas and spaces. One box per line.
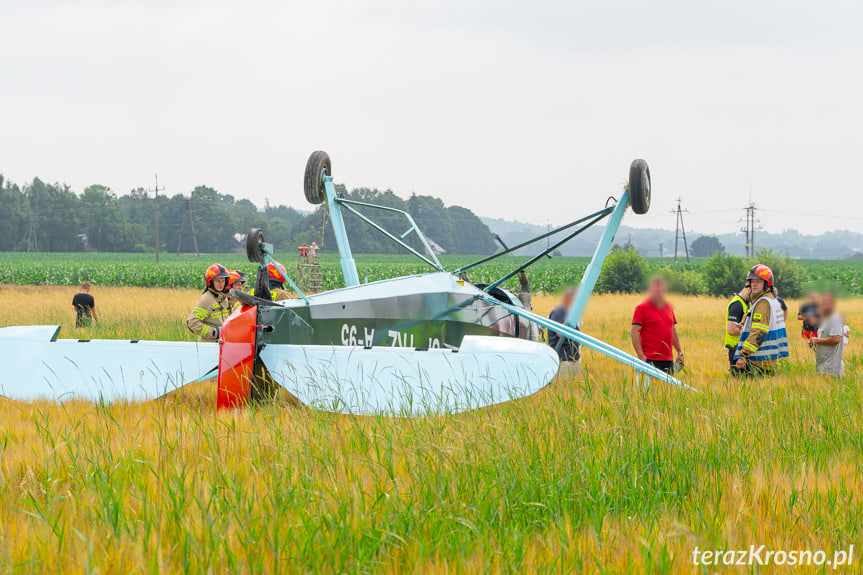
476, 294, 696, 391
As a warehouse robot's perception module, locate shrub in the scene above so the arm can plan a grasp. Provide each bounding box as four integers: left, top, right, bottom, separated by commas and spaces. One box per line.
701, 253, 748, 297
656, 266, 704, 295
748, 248, 807, 298
596, 247, 647, 293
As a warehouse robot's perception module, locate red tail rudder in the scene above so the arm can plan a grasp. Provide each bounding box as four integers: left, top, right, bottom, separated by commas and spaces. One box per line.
217, 305, 257, 410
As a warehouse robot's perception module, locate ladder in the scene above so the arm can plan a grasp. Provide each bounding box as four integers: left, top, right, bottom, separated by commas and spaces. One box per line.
296, 254, 323, 294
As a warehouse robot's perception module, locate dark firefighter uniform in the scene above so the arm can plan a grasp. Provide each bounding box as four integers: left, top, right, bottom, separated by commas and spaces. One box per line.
187, 263, 232, 342
732, 265, 789, 376
187, 289, 230, 342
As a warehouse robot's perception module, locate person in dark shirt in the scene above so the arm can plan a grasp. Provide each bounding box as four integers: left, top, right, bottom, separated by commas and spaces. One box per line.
72, 281, 98, 328
725, 285, 751, 367
547, 288, 581, 363
798, 291, 820, 340
773, 287, 788, 321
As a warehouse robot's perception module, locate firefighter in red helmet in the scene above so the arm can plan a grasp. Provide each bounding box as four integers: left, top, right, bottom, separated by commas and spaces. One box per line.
226, 269, 247, 310
186, 263, 231, 342
266, 261, 292, 301
249, 261, 292, 301
731, 264, 789, 376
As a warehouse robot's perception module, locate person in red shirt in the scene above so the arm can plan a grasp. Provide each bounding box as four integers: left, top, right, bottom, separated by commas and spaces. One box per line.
630, 276, 684, 373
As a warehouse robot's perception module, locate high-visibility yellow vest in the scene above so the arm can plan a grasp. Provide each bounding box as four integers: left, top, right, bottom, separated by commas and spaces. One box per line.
725, 294, 750, 348
249, 287, 278, 301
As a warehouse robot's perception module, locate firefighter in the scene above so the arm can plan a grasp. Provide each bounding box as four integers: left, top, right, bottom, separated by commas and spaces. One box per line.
226, 269, 247, 309
249, 261, 292, 301
725, 284, 751, 369
186, 263, 231, 342
267, 261, 292, 301
731, 264, 789, 377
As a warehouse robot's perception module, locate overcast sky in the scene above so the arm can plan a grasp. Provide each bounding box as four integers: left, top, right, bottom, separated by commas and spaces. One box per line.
2, 0, 861, 235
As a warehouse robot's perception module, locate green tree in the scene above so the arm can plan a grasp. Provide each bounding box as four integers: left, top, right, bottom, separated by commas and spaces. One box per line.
701, 252, 748, 297
748, 248, 807, 298
80, 185, 130, 251
596, 247, 647, 293
690, 235, 725, 257
25, 178, 80, 252
655, 266, 704, 295
0, 176, 29, 251
446, 206, 497, 255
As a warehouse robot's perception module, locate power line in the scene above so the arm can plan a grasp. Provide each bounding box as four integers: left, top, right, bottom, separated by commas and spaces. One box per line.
148, 174, 165, 263
739, 201, 763, 258
176, 197, 200, 257
671, 198, 689, 263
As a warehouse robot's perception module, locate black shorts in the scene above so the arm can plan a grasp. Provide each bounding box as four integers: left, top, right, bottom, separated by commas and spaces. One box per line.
646, 359, 675, 374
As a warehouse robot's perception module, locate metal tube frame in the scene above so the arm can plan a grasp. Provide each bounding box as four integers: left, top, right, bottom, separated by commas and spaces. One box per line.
454, 207, 614, 275
562, 190, 630, 332
335, 197, 445, 272
324, 176, 361, 287
476, 293, 695, 391
260, 253, 309, 304
482, 210, 611, 293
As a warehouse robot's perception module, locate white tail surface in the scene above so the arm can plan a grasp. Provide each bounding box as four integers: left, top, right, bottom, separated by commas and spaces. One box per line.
0, 326, 219, 402
260, 335, 560, 416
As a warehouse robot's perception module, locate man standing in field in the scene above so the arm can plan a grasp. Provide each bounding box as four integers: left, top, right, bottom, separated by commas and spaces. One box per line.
186, 263, 231, 342
732, 264, 789, 377
725, 284, 751, 369
809, 291, 845, 377
72, 281, 98, 328
548, 287, 582, 376
631, 276, 684, 374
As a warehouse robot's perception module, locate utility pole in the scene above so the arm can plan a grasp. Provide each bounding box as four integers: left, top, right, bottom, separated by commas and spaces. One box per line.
177, 197, 200, 257
22, 212, 38, 252
671, 198, 689, 263
739, 201, 763, 258
150, 174, 165, 262
658, 242, 664, 258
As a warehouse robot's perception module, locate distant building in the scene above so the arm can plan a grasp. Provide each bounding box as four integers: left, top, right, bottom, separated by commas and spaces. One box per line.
427, 238, 446, 255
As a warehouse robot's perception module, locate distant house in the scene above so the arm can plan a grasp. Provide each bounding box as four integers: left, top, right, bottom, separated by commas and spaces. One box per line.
426, 238, 446, 255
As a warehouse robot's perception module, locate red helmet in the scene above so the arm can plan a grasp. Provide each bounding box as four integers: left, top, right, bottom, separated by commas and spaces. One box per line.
204, 263, 229, 289
227, 270, 246, 289
747, 264, 774, 287
266, 261, 288, 285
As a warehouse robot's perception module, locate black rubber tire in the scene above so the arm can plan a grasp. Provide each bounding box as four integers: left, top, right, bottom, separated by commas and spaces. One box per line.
246, 228, 265, 263
628, 159, 651, 215
303, 151, 331, 205
254, 267, 272, 302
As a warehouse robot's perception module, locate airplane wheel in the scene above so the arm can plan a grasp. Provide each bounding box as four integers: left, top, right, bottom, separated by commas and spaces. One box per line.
246, 228, 265, 263
304, 151, 331, 205
628, 159, 651, 215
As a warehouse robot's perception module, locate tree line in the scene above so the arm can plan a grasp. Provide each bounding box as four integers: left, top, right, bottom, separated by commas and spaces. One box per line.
0, 175, 498, 256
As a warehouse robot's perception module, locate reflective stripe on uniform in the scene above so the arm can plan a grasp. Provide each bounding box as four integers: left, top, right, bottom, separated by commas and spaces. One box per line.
733, 296, 789, 362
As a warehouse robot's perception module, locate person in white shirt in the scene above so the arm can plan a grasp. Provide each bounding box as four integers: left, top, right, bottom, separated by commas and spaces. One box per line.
809, 291, 845, 377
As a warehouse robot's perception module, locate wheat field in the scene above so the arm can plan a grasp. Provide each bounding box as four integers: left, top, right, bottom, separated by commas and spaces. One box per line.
0, 285, 860, 573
